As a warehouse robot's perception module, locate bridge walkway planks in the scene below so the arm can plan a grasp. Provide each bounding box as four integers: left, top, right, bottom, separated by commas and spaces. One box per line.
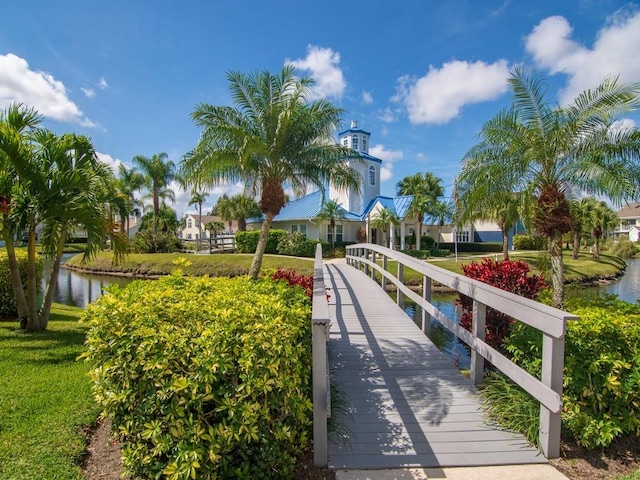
323, 261, 546, 470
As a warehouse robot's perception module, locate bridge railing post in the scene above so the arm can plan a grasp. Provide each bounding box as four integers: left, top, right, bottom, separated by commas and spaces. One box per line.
381, 255, 388, 291
364, 248, 370, 276
371, 251, 377, 280
396, 262, 404, 307
421, 275, 431, 336
470, 300, 486, 385
312, 243, 330, 467
539, 332, 564, 458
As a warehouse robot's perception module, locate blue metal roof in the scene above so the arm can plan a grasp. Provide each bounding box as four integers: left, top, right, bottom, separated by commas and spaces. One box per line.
361, 195, 415, 220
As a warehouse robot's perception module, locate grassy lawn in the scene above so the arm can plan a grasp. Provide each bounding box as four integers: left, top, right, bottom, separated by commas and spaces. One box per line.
377, 250, 626, 286
0, 304, 97, 480
65, 251, 315, 277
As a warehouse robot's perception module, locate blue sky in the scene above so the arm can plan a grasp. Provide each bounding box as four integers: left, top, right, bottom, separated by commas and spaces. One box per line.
1, 0, 639, 217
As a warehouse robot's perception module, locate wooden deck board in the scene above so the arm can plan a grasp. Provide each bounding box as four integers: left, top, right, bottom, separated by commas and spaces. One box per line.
324, 262, 546, 469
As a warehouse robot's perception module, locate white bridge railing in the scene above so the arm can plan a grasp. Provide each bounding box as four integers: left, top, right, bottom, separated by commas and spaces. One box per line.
340, 243, 577, 459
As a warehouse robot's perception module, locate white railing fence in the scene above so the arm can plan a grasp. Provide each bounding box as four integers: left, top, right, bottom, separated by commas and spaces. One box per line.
344, 243, 577, 459
311, 243, 330, 467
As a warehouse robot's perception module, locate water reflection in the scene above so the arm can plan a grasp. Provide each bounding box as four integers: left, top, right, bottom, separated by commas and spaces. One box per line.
41, 254, 133, 308
401, 292, 471, 370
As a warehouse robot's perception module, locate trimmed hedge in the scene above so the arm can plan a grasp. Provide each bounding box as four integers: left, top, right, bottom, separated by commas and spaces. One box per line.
235, 229, 288, 254
439, 242, 502, 253
506, 295, 640, 449
0, 250, 42, 319
512, 234, 547, 251
82, 272, 313, 479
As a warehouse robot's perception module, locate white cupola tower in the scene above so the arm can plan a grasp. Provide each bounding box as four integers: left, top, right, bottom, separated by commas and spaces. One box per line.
330, 120, 382, 215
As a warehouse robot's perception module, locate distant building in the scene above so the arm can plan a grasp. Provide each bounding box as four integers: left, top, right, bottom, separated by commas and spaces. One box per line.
614, 202, 640, 242
180, 214, 239, 240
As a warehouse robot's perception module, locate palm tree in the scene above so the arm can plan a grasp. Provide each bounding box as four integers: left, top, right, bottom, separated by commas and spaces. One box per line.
458, 67, 640, 308
396, 172, 444, 251
180, 66, 362, 279
1, 107, 126, 330
188, 190, 208, 250
0, 103, 40, 321
217, 194, 261, 232
134, 152, 176, 234
370, 207, 400, 248
115, 164, 145, 235
584, 199, 618, 258
569, 198, 592, 259
316, 199, 347, 253
431, 200, 455, 249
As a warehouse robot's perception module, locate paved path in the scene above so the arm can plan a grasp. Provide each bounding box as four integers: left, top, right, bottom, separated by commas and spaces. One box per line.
324, 262, 546, 470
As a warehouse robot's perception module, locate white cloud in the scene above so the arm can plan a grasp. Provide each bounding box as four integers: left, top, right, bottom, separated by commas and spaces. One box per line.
370, 144, 403, 183
81, 88, 95, 98
287, 45, 346, 101
0, 53, 95, 126
98, 77, 108, 89
96, 152, 122, 172
362, 90, 373, 104
525, 6, 640, 104
396, 59, 510, 124
611, 118, 637, 134
377, 107, 396, 123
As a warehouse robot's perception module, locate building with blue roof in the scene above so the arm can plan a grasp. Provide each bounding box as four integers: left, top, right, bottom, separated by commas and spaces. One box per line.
249, 120, 516, 250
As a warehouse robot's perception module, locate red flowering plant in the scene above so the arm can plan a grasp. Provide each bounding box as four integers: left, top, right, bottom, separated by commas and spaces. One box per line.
457, 258, 546, 350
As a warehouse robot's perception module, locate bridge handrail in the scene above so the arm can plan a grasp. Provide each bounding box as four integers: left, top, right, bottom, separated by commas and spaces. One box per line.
311, 243, 330, 467
345, 243, 577, 459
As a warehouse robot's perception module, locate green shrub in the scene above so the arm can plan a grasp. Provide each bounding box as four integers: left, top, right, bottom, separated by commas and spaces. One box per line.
512, 235, 547, 251
402, 249, 429, 259
420, 235, 435, 248
505, 295, 640, 449
610, 238, 639, 259
0, 250, 43, 319
82, 272, 313, 479
276, 232, 318, 257
234, 229, 288, 254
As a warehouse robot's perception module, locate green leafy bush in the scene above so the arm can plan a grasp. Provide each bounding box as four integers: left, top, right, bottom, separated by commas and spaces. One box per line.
0, 250, 42, 319
505, 295, 640, 449
276, 231, 318, 257
512, 234, 547, 251
234, 229, 288, 254
82, 273, 313, 479
610, 238, 639, 259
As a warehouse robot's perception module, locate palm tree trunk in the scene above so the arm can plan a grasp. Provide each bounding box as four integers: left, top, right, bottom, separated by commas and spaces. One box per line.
25, 227, 40, 331
2, 215, 28, 319
238, 218, 246, 231
249, 212, 274, 280
501, 227, 509, 261
572, 230, 580, 260
416, 217, 422, 251
593, 234, 601, 258
549, 233, 565, 309
38, 226, 67, 329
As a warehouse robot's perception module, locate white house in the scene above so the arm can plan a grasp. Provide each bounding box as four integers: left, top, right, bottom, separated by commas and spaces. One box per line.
614, 202, 640, 242
180, 214, 239, 240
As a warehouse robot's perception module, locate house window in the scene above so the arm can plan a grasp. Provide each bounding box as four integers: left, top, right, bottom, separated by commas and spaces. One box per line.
456, 230, 470, 243
291, 224, 307, 235
352, 135, 359, 151
328, 224, 343, 243
187, 218, 193, 228
368, 165, 376, 186
187, 233, 192, 240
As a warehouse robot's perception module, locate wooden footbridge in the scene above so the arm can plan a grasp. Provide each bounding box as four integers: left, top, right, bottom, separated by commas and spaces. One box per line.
310, 244, 577, 470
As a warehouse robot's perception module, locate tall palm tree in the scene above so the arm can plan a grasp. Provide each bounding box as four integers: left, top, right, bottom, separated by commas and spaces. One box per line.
370, 207, 400, 248
180, 66, 362, 279
569, 198, 592, 259
584, 199, 618, 258
458, 67, 640, 308
316, 199, 347, 253
115, 164, 145, 235
134, 152, 176, 234
2, 109, 126, 330
0, 103, 40, 321
188, 190, 208, 249
396, 172, 444, 251
217, 194, 261, 232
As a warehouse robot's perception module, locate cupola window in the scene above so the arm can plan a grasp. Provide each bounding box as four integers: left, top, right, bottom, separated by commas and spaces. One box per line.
352, 135, 359, 151
362, 137, 367, 153
369, 165, 376, 186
